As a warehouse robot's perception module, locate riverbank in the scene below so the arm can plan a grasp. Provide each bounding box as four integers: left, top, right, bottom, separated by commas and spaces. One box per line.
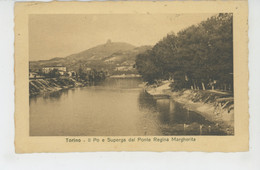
29, 77, 84, 96
145, 81, 234, 135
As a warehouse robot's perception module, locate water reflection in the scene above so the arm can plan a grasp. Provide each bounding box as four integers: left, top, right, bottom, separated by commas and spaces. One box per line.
138, 91, 227, 135
138, 90, 157, 111
30, 78, 226, 136
30, 89, 70, 104
97, 77, 142, 89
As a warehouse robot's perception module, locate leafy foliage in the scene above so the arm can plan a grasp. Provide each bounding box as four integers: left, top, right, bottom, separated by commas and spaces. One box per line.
136, 13, 233, 91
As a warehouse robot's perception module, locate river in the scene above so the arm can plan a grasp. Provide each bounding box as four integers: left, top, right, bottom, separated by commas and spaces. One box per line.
29, 78, 226, 136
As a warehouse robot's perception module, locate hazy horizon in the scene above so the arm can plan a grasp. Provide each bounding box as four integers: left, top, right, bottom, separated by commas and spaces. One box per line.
29, 13, 216, 61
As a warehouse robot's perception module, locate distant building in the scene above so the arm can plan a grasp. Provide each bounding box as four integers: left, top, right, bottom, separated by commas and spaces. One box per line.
42, 66, 66, 74
29, 72, 37, 79
67, 71, 76, 77
29, 72, 44, 79
114, 66, 133, 71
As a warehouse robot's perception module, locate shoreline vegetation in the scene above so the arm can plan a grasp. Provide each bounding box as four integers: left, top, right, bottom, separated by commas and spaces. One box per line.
136, 13, 234, 134
136, 14, 233, 92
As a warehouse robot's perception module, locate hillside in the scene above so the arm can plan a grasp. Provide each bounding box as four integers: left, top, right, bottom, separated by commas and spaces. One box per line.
66, 40, 136, 61
103, 45, 152, 65
30, 41, 151, 75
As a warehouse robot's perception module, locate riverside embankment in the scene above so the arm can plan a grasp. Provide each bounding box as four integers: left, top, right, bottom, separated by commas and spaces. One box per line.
145, 81, 234, 135
29, 77, 84, 96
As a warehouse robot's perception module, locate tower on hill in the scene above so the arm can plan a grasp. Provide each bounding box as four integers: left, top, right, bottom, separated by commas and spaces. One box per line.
106, 39, 112, 44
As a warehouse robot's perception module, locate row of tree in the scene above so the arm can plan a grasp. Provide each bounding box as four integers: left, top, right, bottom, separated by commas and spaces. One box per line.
136, 13, 233, 91
31, 67, 106, 84
77, 67, 106, 84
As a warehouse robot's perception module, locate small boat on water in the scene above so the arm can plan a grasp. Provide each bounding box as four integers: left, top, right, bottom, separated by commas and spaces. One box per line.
144, 89, 170, 99
152, 94, 170, 100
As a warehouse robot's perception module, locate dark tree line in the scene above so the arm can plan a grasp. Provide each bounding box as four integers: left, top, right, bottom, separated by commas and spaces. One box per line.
77, 67, 106, 83
136, 13, 233, 91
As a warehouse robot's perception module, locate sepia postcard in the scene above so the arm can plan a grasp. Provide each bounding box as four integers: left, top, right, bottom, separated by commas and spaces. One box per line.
14, 1, 248, 153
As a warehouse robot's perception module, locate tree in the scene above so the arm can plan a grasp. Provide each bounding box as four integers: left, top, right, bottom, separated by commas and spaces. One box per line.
49, 69, 60, 78
135, 13, 233, 91
136, 50, 161, 84
78, 66, 86, 80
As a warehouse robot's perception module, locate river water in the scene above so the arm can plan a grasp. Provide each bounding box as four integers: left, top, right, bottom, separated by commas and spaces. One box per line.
30, 78, 226, 136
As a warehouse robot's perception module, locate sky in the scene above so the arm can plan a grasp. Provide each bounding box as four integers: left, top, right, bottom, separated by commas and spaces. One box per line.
29, 13, 215, 61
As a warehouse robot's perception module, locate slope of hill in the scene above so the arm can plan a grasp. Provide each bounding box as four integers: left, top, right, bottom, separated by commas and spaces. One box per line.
103, 45, 152, 65
66, 41, 136, 61
29, 41, 151, 75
